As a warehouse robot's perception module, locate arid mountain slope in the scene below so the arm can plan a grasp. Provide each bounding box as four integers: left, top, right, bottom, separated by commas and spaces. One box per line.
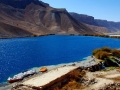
0, 0, 96, 38
85, 24, 110, 34
70, 12, 120, 33
96, 19, 120, 32
0, 21, 32, 38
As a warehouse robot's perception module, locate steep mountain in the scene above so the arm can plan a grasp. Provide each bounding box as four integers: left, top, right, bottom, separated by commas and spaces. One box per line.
70, 12, 120, 32
0, 0, 96, 38
0, 21, 32, 38
95, 20, 120, 32
70, 13, 97, 26
85, 24, 110, 34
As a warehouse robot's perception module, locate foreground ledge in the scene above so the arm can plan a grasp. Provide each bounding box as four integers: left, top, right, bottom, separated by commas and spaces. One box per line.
22, 66, 78, 89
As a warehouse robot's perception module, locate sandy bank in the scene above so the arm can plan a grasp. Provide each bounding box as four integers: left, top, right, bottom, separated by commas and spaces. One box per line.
0, 56, 97, 90
22, 66, 77, 88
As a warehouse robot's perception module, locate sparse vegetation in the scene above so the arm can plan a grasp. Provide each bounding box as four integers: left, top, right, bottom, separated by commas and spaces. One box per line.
110, 36, 120, 39
96, 51, 110, 60
60, 70, 86, 90
103, 66, 119, 71
92, 47, 120, 67
69, 70, 86, 81
92, 47, 112, 60
112, 49, 120, 57
81, 34, 120, 39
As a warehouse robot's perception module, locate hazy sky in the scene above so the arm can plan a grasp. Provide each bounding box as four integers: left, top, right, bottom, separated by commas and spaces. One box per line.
42, 0, 120, 22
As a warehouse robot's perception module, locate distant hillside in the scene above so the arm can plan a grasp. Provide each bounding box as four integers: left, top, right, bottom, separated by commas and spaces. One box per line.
85, 24, 110, 34
0, 0, 96, 38
70, 12, 120, 33
0, 21, 32, 38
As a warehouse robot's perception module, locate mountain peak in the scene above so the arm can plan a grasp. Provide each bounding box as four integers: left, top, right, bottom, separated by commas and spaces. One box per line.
0, 0, 49, 9
0, 0, 96, 38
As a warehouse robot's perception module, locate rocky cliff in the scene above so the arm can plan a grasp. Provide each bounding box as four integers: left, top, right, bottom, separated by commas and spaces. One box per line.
0, 0, 96, 38
70, 12, 120, 33
96, 20, 120, 32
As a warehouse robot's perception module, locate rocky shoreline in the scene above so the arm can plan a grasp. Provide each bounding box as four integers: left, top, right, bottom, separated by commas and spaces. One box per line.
0, 56, 120, 90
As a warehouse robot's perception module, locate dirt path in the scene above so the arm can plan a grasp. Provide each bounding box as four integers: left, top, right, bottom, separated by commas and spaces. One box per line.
85, 69, 120, 90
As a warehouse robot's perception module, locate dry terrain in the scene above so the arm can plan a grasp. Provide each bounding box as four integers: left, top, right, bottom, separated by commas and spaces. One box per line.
0, 0, 96, 38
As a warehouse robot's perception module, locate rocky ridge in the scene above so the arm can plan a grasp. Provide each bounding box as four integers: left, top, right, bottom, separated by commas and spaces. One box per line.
70, 12, 120, 33
0, 0, 96, 38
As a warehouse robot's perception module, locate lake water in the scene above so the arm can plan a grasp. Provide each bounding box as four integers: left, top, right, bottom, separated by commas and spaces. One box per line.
0, 35, 120, 83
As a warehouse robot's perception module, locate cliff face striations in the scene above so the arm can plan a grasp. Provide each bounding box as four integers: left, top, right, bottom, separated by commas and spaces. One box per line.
0, 0, 96, 38
70, 12, 120, 33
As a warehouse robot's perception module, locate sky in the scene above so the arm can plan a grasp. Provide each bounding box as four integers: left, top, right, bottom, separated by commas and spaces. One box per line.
41, 0, 120, 22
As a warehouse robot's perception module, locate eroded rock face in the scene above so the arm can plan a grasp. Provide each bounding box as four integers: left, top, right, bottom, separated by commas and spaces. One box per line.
70, 13, 97, 26
0, 0, 96, 38
70, 12, 120, 32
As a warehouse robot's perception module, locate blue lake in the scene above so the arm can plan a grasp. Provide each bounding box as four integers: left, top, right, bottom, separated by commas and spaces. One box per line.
0, 35, 120, 83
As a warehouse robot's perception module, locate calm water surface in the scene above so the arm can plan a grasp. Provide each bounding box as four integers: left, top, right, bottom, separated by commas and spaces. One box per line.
0, 35, 120, 83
